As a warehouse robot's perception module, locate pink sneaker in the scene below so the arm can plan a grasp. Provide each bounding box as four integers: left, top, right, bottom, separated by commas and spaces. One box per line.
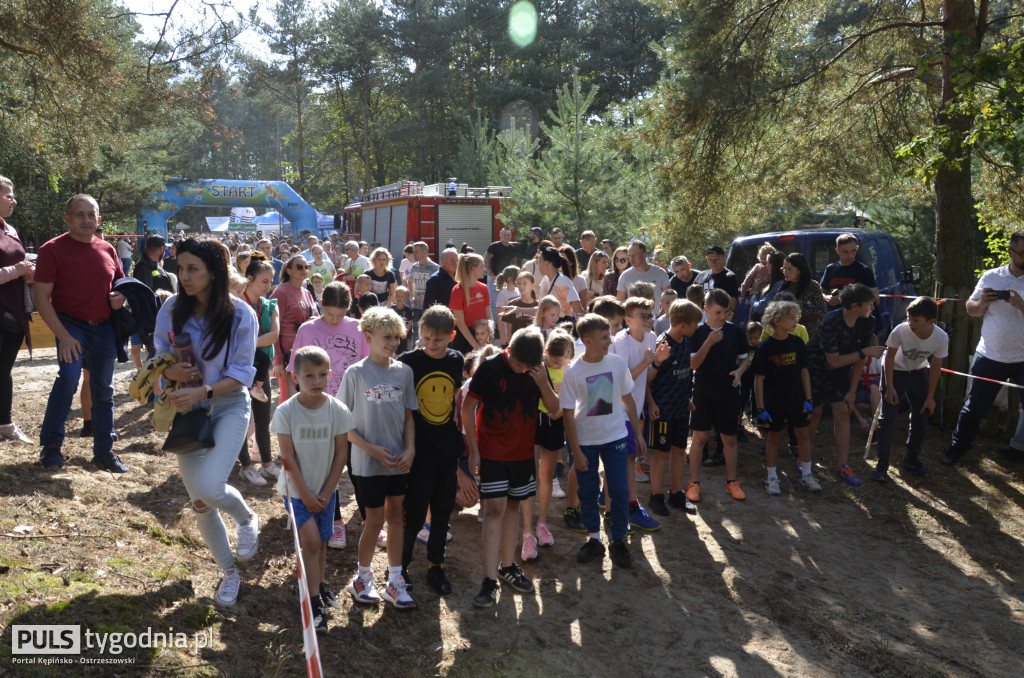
328, 521, 346, 549
521, 532, 538, 561
536, 523, 554, 547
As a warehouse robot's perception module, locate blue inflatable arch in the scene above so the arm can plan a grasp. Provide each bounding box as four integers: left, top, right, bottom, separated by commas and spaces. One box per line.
137, 179, 322, 237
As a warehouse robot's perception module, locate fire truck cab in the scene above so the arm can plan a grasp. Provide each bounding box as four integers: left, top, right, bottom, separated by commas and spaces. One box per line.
342, 180, 512, 259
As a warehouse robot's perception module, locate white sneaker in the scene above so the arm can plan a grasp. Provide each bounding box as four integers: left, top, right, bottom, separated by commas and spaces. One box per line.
249, 386, 268, 402
240, 466, 266, 486
261, 461, 283, 479
236, 512, 259, 562
381, 576, 416, 609
764, 477, 781, 495
551, 480, 567, 498
214, 566, 240, 607
348, 573, 381, 605
799, 474, 822, 492
0, 422, 32, 444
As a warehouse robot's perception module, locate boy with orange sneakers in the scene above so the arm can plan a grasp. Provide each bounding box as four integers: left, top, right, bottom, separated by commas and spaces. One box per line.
686, 289, 750, 503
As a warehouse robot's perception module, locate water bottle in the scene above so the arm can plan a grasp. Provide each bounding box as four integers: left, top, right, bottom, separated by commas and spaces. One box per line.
173, 332, 203, 388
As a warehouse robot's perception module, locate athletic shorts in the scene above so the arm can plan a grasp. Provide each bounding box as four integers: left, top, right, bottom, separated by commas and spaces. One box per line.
646, 416, 690, 452
285, 493, 337, 542
855, 378, 879, 405
690, 394, 739, 435
763, 408, 808, 432
625, 419, 638, 456
350, 473, 409, 509
536, 411, 565, 451
479, 457, 536, 500
811, 365, 854, 406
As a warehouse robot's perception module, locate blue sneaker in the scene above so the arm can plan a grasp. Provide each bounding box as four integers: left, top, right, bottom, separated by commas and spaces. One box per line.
39, 445, 65, 468
836, 464, 862, 486
629, 504, 661, 532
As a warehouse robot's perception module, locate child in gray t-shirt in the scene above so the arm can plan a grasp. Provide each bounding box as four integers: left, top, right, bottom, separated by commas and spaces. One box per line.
338, 307, 419, 609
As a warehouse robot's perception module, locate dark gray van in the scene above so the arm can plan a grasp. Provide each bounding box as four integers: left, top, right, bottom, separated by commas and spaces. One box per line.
727, 228, 920, 337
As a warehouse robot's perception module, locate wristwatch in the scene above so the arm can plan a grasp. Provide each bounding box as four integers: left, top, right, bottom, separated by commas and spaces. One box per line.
857, 349, 866, 360
205, 385, 214, 400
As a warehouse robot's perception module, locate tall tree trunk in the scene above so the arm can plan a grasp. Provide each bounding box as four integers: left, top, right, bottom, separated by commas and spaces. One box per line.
933, 0, 979, 292
936, 0, 987, 415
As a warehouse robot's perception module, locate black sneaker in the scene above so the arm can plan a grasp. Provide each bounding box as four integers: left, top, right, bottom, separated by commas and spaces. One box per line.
668, 491, 697, 514
576, 538, 605, 563
320, 582, 342, 609
871, 468, 890, 483
426, 566, 452, 596
940, 447, 967, 466
497, 562, 533, 593
401, 566, 414, 592
311, 597, 328, 634
92, 454, 129, 474
39, 445, 65, 468
473, 577, 498, 608
649, 493, 669, 517
702, 453, 726, 467
563, 506, 586, 533
998, 444, 1024, 458
901, 458, 930, 477
609, 540, 632, 568
79, 421, 93, 437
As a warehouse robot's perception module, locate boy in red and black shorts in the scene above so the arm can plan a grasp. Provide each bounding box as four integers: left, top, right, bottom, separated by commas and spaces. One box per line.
462, 327, 560, 608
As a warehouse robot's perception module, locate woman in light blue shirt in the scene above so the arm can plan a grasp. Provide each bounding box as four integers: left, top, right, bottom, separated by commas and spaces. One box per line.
154, 238, 259, 608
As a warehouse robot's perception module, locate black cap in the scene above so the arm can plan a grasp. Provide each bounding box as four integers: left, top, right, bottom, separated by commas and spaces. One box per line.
529, 227, 544, 238
706, 245, 725, 255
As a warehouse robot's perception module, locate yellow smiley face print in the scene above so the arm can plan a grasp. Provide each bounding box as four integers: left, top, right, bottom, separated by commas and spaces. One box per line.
416, 371, 456, 425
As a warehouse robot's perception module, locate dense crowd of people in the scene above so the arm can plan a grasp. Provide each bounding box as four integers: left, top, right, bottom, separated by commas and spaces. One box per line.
4, 175, 1024, 633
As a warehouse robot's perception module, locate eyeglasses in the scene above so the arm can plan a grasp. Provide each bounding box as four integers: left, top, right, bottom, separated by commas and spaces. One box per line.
615, 257, 628, 263
628, 313, 654, 320
292, 263, 307, 270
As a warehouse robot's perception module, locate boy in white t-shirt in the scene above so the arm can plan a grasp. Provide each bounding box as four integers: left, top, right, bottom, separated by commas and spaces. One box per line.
562, 314, 647, 569
271, 346, 354, 634
873, 296, 949, 480
610, 296, 660, 532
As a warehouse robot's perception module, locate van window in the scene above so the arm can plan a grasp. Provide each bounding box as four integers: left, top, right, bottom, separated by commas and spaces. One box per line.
810, 240, 835, 280
727, 243, 760, 284
727, 238, 800, 283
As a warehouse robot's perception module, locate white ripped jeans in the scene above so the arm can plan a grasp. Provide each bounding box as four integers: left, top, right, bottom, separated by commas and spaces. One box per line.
177, 389, 253, 569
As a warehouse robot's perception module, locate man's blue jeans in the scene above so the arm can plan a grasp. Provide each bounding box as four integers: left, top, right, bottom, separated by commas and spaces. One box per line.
951, 354, 1024, 452
576, 436, 630, 542
40, 319, 117, 460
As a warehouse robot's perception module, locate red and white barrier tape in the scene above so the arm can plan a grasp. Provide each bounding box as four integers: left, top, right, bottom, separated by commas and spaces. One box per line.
940, 367, 1024, 390
878, 293, 970, 305
284, 477, 323, 678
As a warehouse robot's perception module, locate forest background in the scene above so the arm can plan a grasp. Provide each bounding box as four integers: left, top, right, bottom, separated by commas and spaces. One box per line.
2, 0, 1024, 297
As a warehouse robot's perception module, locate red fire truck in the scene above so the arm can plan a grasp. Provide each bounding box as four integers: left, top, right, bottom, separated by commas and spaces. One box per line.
341, 179, 512, 258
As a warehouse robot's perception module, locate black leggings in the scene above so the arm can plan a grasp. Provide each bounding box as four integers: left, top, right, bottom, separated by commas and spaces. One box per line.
0, 328, 23, 425
237, 379, 272, 465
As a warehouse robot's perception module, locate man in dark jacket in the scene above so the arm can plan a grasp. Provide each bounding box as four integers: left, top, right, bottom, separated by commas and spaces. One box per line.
132, 235, 175, 294
423, 248, 459, 309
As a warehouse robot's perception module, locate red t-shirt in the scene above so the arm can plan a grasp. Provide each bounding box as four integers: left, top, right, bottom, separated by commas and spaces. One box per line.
467, 351, 540, 461
449, 281, 489, 326
34, 233, 123, 322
